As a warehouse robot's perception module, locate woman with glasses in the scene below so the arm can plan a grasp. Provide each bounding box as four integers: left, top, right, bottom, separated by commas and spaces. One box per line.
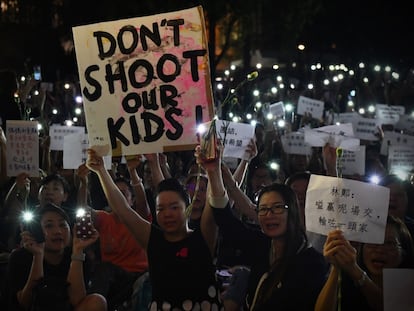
198, 144, 329, 311
315, 215, 414, 311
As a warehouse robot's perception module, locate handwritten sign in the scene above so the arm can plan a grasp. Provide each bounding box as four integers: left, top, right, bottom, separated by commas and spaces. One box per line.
305, 174, 389, 244
340, 146, 366, 176
304, 123, 360, 151
395, 114, 414, 135
380, 131, 414, 156
215, 120, 255, 160
269, 101, 285, 118
49, 124, 85, 151
387, 145, 414, 175
297, 95, 324, 120
281, 131, 312, 155
6, 120, 39, 177
376, 103, 405, 126
72, 6, 213, 156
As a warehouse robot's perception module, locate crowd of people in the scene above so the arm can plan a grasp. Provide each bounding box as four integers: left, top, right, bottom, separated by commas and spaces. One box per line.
0, 61, 414, 311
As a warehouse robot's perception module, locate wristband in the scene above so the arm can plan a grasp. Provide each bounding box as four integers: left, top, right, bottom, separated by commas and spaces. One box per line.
208, 193, 229, 208
71, 253, 86, 262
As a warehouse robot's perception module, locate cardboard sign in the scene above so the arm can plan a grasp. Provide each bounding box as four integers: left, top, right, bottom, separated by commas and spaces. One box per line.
305, 174, 389, 244
73, 6, 214, 156
6, 120, 39, 177
297, 96, 324, 120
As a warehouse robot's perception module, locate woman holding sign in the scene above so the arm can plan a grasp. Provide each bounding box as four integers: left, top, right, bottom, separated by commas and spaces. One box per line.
195, 142, 329, 311
86, 149, 222, 310
315, 215, 414, 311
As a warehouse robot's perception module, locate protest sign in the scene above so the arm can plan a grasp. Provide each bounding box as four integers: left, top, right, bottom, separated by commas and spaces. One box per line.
6, 120, 39, 177
281, 131, 312, 155
305, 174, 389, 244
387, 145, 414, 177
73, 6, 214, 156
339, 145, 366, 176
376, 103, 405, 126
380, 131, 414, 156
49, 124, 85, 151
304, 123, 360, 151
297, 96, 324, 120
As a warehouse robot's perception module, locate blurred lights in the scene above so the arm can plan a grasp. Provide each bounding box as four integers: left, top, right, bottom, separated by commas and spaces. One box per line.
64, 83, 70, 90
75, 96, 83, 104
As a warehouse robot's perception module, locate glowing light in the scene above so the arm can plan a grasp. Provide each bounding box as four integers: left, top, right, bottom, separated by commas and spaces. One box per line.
224, 70, 230, 76
217, 83, 224, 90
369, 175, 380, 184
271, 87, 278, 94
277, 119, 285, 128
250, 120, 257, 127
65, 120, 73, 127
392, 72, 400, 80
75, 96, 83, 104
307, 83, 314, 90
347, 100, 354, 107
73, 117, 78, 122
374, 65, 381, 72
20, 76, 26, 82
329, 65, 335, 71
246, 113, 252, 120
33, 90, 39, 96
350, 90, 356, 96
368, 105, 375, 113
359, 62, 365, 69
52, 109, 58, 115
272, 64, 279, 70
255, 102, 262, 109
64, 83, 70, 90
358, 108, 365, 114
276, 76, 283, 82
269, 161, 279, 170
323, 79, 330, 86
363, 77, 369, 83
349, 70, 355, 76
290, 83, 295, 89
316, 63, 322, 69
256, 63, 262, 69
228, 112, 234, 118
197, 124, 206, 134
76, 208, 86, 218
37, 123, 43, 131
285, 103, 293, 112
311, 65, 316, 71
230, 65, 236, 70
75, 107, 82, 115
232, 116, 239, 123
253, 89, 260, 96
279, 83, 285, 89
394, 170, 408, 181
297, 44, 305, 51
266, 113, 273, 120
385, 66, 391, 72
22, 211, 34, 222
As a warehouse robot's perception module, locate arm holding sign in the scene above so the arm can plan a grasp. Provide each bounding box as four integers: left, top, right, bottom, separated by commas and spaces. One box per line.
86, 149, 151, 250
315, 230, 382, 311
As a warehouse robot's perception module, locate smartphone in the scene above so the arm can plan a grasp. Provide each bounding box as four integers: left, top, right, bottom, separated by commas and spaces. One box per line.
21, 211, 45, 243
199, 120, 217, 162
75, 208, 95, 239
33, 65, 42, 81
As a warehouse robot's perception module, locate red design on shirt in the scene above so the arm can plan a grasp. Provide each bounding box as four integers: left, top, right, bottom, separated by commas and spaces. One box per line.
176, 247, 188, 258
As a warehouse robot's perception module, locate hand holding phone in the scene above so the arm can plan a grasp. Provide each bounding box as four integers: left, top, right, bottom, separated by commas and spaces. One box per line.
21, 211, 45, 243
75, 208, 95, 239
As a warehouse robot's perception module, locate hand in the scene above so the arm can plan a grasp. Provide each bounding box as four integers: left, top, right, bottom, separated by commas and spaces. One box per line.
194, 142, 222, 173
324, 230, 357, 272
15, 172, 31, 191
76, 163, 90, 183
244, 138, 258, 162
86, 149, 105, 173
72, 224, 99, 254
20, 230, 44, 256
126, 154, 144, 171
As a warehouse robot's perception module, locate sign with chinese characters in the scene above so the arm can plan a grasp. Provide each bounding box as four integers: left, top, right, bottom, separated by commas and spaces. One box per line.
63, 132, 112, 169
305, 174, 389, 244
297, 96, 324, 120
395, 114, 414, 134
387, 145, 414, 176
380, 131, 414, 156
304, 123, 360, 151
72, 6, 213, 156
215, 120, 255, 160
49, 124, 85, 151
6, 120, 39, 177
376, 103, 405, 126
281, 131, 312, 155
269, 101, 285, 118
340, 146, 366, 176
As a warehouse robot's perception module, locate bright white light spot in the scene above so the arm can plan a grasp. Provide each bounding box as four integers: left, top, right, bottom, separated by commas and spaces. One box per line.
64, 83, 70, 89
52, 109, 58, 115
368, 105, 375, 113
246, 113, 252, 120
374, 65, 381, 72
271, 87, 277, 94
277, 119, 285, 128
75, 96, 83, 104
197, 124, 206, 134
253, 89, 260, 96
217, 83, 223, 90
256, 63, 262, 69
307, 83, 314, 90
323, 79, 330, 86
65, 120, 73, 126
266, 113, 273, 120
285, 103, 293, 112
369, 175, 380, 184
270, 162, 279, 170
76, 208, 86, 218
358, 108, 365, 114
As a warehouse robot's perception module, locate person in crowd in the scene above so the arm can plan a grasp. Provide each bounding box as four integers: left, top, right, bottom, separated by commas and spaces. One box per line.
315, 215, 414, 311
185, 172, 208, 230
245, 157, 278, 203
76, 158, 152, 311
86, 148, 223, 310
5, 203, 107, 311
196, 142, 329, 311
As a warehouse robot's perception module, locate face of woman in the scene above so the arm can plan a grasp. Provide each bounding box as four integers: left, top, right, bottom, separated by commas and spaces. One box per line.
156, 191, 187, 235
363, 224, 403, 277
41, 211, 71, 252
257, 191, 288, 239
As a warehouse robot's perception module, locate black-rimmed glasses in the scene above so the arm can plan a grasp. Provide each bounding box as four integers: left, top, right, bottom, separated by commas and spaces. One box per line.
256, 204, 288, 216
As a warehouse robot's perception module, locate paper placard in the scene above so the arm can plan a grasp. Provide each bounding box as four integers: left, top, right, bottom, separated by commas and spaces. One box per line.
281, 132, 312, 155
297, 95, 325, 120
380, 131, 414, 156
383, 269, 414, 311
6, 120, 39, 177
49, 124, 85, 151
376, 103, 405, 126
395, 114, 414, 134
269, 101, 285, 118
215, 120, 255, 160
305, 174, 389, 244
340, 145, 366, 176
304, 123, 360, 151
72, 6, 214, 156
387, 145, 414, 175
63, 132, 112, 170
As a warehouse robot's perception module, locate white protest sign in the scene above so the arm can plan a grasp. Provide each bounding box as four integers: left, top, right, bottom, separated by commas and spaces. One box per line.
395, 114, 414, 134
340, 145, 366, 176
215, 120, 255, 160
333, 112, 360, 125
383, 269, 414, 311
376, 103, 405, 126
281, 132, 312, 155
49, 124, 85, 151
387, 145, 414, 176
6, 120, 39, 177
297, 96, 324, 120
269, 101, 285, 118
304, 123, 360, 151
305, 174, 389, 244
63, 132, 113, 170
380, 131, 414, 156
352, 117, 380, 141
73, 6, 214, 157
